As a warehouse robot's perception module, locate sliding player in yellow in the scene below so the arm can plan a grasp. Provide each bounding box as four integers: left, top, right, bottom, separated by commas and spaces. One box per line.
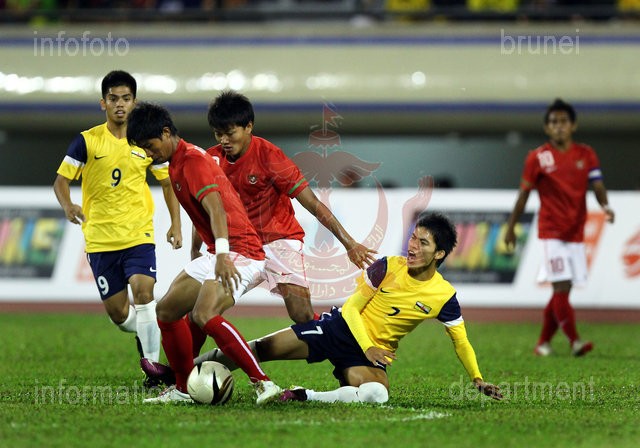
53, 70, 182, 388
198, 211, 502, 403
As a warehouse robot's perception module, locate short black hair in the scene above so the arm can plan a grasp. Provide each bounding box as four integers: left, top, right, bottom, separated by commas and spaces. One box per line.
207, 90, 254, 131
415, 211, 457, 267
544, 98, 576, 124
101, 70, 137, 99
126, 102, 178, 147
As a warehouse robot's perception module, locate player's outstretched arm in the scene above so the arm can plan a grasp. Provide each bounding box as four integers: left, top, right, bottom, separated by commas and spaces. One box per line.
504, 188, 530, 252
296, 187, 377, 269
473, 378, 503, 401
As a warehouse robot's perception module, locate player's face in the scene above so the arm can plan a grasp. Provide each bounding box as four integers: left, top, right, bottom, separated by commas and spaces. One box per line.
544, 110, 576, 145
100, 86, 136, 126
137, 129, 174, 163
406, 226, 444, 270
213, 123, 253, 160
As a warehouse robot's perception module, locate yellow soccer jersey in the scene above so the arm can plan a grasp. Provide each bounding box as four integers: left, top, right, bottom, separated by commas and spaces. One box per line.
56, 123, 169, 252
342, 255, 482, 380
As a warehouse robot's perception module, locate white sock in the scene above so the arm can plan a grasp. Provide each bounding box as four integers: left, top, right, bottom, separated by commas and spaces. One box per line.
114, 305, 137, 333
306, 383, 389, 404
135, 301, 160, 362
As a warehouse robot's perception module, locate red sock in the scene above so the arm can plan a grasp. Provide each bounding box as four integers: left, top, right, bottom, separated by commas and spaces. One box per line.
185, 314, 207, 358
551, 291, 579, 344
313, 312, 320, 320
202, 315, 269, 383
158, 319, 193, 392
538, 298, 559, 345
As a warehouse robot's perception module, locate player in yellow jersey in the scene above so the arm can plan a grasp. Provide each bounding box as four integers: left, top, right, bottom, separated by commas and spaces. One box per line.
194, 211, 502, 403
53, 70, 182, 387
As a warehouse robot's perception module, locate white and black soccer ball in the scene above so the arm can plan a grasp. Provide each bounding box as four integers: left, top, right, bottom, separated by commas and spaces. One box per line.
187, 361, 234, 405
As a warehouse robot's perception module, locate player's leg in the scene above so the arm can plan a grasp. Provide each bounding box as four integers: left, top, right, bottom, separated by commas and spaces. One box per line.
102, 288, 134, 330
265, 239, 316, 323
123, 244, 160, 362
282, 367, 389, 404
534, 296, 558, 356
191, 254, 281, 403
277, 283, 315, 323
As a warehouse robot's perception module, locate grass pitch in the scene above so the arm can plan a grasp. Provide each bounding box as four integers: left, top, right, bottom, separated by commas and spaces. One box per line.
0, 313, 638, 448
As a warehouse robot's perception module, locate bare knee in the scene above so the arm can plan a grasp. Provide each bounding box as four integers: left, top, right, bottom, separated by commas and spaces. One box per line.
279, 283, 314, 323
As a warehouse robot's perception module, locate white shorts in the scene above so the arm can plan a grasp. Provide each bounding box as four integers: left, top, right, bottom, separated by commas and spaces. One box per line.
263, 239, 309, 296
184, 252, 266, 303
537, 239, 588, 287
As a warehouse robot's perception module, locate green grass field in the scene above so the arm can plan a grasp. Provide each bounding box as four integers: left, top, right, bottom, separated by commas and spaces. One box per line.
0, 313, 638, 448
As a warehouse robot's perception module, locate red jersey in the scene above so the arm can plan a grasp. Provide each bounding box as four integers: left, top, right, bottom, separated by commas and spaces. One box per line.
520, 142, 602, 242
207, 136, 308, 244
169, 139, 264, 260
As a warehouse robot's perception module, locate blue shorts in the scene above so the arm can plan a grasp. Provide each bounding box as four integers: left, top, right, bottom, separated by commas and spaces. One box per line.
291, 307, 385, 385
86, 244, 156, 300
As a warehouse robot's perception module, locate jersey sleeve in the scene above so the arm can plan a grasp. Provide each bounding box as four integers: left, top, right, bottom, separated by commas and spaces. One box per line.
56, 134, 87, 181
445, 321, 483, 381
520, 150, 540, 191
183, 153, 222, 202
264, 144, 309, 198
341, 258, 385, 353
437, 293, 463, 327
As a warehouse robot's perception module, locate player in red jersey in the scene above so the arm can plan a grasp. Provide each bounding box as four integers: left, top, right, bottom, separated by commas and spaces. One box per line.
204, 91, 377, 323
505, 99, 615, 357
127, 102, 282, 405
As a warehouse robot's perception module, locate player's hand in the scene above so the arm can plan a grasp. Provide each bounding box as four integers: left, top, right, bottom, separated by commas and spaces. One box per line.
346, 242, 378, 270
365, 346, 396, 367
166, 225, 183, 250
503, 227, 517, 253
214, 253, 241, 293
473, 378, 503, 401
65, 204, 85, 225
603, 206, 615, 224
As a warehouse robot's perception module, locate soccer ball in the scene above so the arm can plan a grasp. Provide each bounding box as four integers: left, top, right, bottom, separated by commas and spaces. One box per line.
187, 361, 234, 405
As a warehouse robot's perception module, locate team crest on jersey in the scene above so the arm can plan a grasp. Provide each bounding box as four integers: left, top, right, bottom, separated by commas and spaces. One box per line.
576, 159, 584, 170
414, 301, 431, 314
248, 174, 258, 184
175, 182, 181, 191
131, 149, 146, 159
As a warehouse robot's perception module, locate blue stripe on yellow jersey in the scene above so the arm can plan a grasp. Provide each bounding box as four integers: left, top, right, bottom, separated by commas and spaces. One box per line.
342, 255, 482, 380
56, 123, 169, 252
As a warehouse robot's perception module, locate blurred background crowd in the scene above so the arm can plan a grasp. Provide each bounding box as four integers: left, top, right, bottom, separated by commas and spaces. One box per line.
1, 1, 639, 23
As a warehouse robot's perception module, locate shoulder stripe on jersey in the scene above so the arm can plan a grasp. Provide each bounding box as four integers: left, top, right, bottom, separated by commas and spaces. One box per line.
366, 257, 388, 289
195, 184, 218, 201
150, 161, 169, 170
437, 293, 462, 323
287, 178, 306, 195
63, 155, 84, 169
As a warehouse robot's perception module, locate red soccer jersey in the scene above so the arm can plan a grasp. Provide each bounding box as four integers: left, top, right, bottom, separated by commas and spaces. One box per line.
520, 142, 602, 242
169, 139, 264, 260
207, 136, 308, 244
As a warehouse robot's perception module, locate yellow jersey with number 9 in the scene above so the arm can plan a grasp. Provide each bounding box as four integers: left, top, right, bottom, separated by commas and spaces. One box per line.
56, 123, 169, 252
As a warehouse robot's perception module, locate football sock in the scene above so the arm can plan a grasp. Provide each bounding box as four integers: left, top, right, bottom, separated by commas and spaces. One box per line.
185, 313, 207, 358
135, 302, 160, 362
551, 291, 579, 344
115, 305, 137, 333
306, 383, 388, 404
202, 315, 269, 382
538, 298, 559, 345
158, 319, 193, 392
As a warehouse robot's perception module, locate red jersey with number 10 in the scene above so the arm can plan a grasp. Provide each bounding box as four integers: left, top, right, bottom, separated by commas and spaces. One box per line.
207, 136, 308, 244
520, 142, 602, 242
169, 139, 264, 260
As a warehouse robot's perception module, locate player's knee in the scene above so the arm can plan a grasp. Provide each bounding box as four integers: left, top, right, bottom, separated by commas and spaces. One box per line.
357, 382, 389, 404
